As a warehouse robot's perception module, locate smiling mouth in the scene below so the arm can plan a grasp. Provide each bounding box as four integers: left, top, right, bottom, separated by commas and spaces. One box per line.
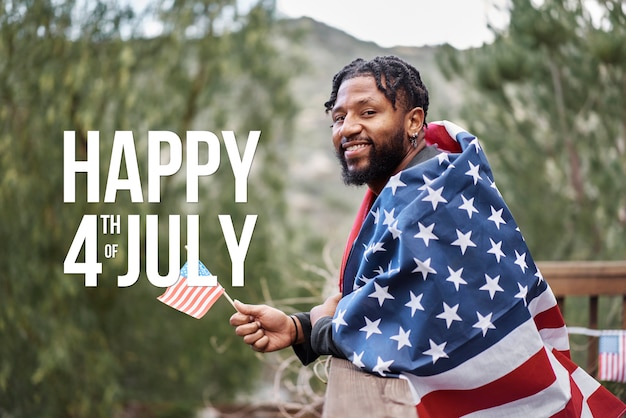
345, 143, 369, 152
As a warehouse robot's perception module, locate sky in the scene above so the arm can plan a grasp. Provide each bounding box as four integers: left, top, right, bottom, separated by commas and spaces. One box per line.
275, 0, 510, 49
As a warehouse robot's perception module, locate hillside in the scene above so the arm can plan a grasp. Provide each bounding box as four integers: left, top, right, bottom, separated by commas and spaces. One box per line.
276, 17, 464, 263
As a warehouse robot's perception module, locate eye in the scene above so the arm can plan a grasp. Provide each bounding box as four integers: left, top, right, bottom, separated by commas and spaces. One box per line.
363, 110, 376, 117
331, 115, 345, 127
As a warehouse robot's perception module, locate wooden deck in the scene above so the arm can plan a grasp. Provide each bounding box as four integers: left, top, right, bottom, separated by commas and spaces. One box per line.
322, 260, 626, 417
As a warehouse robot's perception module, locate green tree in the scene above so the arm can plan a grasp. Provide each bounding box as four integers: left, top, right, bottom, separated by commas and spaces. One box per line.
0, 0, 312, 416
437, 0, 626, 261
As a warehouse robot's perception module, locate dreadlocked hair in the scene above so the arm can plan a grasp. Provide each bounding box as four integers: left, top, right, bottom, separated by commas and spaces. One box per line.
324, 56, 429, 123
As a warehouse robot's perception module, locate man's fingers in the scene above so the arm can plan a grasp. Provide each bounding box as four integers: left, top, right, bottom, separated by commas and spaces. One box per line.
231, 300, 266, 326
233, 299, 246, 313
234, 300, 266, 317
231, 300, 276, 353
235, 321, 261, 337
242, 328, 265, 346
250, 334, 269, 352
229, 312, 251, 326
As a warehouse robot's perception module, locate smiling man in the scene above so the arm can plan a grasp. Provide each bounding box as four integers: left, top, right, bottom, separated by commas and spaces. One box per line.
329, 73, 428, 193
230, 56, 626, 417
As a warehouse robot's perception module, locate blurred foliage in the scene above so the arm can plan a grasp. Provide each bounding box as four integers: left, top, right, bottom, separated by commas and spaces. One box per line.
0, 0, 323, 417
437, 0, 626, 261
437, 0, 626, 399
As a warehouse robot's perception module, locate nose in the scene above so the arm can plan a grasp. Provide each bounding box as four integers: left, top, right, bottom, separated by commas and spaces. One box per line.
338, 113, 362, 139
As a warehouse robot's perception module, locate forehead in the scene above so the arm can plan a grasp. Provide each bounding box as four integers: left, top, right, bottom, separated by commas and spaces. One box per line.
333, 76, 390, 111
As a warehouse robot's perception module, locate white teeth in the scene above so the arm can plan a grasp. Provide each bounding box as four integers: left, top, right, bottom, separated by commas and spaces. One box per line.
346, 144, 368, 151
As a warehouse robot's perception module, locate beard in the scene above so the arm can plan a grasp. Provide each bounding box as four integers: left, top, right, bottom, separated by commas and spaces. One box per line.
336, 127, 407, 186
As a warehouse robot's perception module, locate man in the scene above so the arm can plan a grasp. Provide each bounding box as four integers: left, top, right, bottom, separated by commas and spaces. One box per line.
230, 56, 626, 417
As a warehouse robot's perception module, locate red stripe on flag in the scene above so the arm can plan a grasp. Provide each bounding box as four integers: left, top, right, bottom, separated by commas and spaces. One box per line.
416, 349, 556, 417
158, 276, 187, 305
157, 276, 224, 319
533, 304, 566, 330
187, 285, 225, 319
553, 349, 626, 417
586, 383, 626, 417
550, 373, 584, 417
424, 122, 463, 153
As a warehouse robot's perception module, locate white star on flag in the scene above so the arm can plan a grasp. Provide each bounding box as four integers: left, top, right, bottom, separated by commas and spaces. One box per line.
352, 351, 365, 368
422, 185, 447, 210
358, 274, 372, 286
515, 250, 528, 273
414, 222, 438, 247
515, 283, 528, 306
386, 172, 406, 195
473, 312, 496, 336
372, 356, 394, 376
423, 339, 448, 364
332, 308, 348, 331
418, 174, 435, 190
436, 152, 449, 165
469, 137, 482, 152
465, 161, 482, 184
451, 229, 477, 255
487, 238, 506, 263
359, 317, 382, 339
363, 241, 386, 261
368, 282, 395, 307
390, 326, 412, 350
374, 262, 399, 276
436, 302, 463, 328
458, 195, 479, 218
412, 257, 437, 280
446, 266, 467, 291
490, 181, 502, 197
383, 208, 396, 226
388, 220, 402, 239
405, 291, 424, 317
371, 207, 380, 225
488, 206, 506, 229
480, 274, 504, 299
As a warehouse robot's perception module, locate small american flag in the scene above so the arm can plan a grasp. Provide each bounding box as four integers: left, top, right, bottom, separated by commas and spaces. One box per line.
333, 121, 626, 417
157, 261, 224, 319
599, 331, 626, 383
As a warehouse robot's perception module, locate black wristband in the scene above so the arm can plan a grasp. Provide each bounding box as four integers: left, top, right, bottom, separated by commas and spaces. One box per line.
290, 315, 299, 345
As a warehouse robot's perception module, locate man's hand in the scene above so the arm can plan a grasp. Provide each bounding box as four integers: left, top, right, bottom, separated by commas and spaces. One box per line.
229, 300, 296, 353
310, 293, 342, 326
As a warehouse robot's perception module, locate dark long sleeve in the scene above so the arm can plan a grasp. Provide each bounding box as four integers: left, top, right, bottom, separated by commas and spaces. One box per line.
291, 312, 346, 365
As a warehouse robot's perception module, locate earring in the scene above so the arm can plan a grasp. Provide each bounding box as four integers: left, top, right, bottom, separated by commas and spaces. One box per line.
410, 133, 419, 148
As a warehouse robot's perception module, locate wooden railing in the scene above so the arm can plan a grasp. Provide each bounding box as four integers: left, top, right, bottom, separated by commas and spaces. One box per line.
537, 260, 626, 375
322, 260, 626, 418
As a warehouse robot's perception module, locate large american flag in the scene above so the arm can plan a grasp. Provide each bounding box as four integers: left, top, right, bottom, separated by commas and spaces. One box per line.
333, 121, 625, 417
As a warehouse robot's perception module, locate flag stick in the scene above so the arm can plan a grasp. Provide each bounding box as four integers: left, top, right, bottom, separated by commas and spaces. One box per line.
185, 245, 238, 311
222, 289, 237, 311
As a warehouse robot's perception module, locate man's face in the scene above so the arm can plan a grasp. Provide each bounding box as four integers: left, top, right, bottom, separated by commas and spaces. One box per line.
330, 76, 410, 186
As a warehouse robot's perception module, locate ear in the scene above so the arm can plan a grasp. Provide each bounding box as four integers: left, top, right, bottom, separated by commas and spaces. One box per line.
405, 107, 425, 136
